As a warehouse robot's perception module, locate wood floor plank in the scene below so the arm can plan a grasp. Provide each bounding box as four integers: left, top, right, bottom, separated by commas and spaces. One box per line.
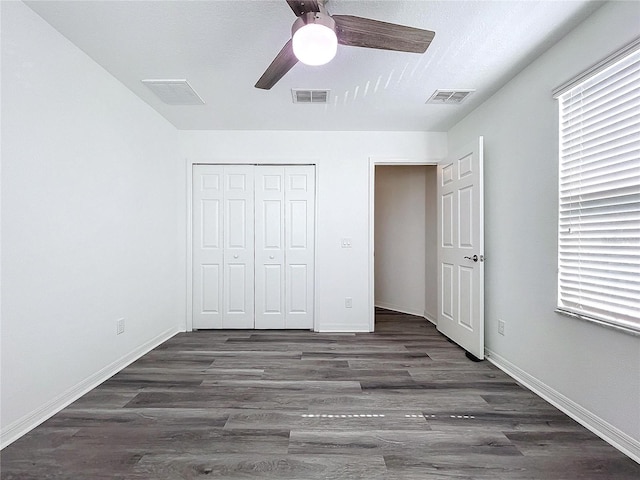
45, 407, 230, 428
288, 429, 521, 456
384, 453, 640, 480
423, 409, 586, 433
1, 309, 638, 479
224, 409, 434, 432
62, 425, 291, 455
200, 379, 363, 393
130, 453, 388, 480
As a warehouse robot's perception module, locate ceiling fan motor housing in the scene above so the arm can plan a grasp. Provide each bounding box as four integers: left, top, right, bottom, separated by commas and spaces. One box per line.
292, 12, 336, 36
291, 12, 337, 66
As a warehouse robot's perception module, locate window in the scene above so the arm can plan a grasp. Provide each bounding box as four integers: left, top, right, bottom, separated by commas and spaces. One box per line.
555, 40, 640, 334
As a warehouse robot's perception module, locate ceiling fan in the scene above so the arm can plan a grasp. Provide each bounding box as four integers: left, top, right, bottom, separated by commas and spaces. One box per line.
255, 0, 435, 89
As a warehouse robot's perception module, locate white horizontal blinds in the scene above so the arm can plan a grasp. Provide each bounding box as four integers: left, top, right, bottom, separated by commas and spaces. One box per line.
557, 47, 640, 331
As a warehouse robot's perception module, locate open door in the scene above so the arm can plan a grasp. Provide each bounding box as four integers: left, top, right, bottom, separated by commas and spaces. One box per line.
437, 137, 485, 359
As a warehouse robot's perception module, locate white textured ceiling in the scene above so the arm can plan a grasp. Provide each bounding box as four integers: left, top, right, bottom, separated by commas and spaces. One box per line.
25, 0, 604, 131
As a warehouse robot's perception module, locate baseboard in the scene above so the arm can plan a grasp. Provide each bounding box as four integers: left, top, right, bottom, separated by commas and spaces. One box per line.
316, 323, 370, 333
375, 302, 437, 325
485, 348, 640, 463
424, 312, 437, 325
0, 326, 179, 449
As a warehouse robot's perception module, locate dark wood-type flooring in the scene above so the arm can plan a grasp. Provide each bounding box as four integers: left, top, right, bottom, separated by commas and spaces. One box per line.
2, 309, 638, 479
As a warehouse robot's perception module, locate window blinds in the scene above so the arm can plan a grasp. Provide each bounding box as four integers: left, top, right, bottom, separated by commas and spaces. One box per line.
557, 46, 640, 332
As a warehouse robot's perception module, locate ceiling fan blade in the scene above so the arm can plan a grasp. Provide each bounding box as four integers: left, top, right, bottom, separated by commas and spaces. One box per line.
286, 0, 320, 17
332, 15, 435, 54
255, 39, 299, 90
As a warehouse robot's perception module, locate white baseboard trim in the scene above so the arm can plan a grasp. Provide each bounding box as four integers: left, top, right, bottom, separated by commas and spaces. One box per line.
424, 312, 437, 326
0, 326, 179, 449
485, 348, 640, 463
316, 323, 370, 333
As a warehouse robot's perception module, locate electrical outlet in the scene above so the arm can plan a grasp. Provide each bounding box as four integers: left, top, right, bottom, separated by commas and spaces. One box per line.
498, 319, 505, 336
116, 318, 125, 335
345, 297, 353, 308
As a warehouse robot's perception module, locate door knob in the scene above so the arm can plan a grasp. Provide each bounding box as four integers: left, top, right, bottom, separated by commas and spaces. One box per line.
464, 255, 478, 262
233, 254, 239, 259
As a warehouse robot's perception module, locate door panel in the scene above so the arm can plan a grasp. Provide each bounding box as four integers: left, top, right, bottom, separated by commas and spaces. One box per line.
264, 265, 283, 313
288, 264, 308, 313
226, 200, 248, 248
437, 137, 484, 359
223, 166, 254, 328
285, 166, 315, 329
459, 187, 473, 247
255, 166, 286, 328
263, 201, 283, 248
441, 262, 454, 321
201, 200, 221, 248
458, 265, 474, 330
193, 166, 224, 328
442, 193, 454, 247
227, 264, 248, 312
201, 265, 221, 313
289, 201, 309, 248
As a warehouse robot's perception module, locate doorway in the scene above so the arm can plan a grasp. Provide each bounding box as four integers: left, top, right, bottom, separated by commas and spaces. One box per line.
368, 161, 438, 331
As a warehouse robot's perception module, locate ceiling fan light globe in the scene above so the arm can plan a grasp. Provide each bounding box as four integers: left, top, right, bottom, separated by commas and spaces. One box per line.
292, 23, 337, 66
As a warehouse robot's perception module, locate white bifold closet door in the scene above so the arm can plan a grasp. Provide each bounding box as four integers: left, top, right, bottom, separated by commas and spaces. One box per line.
223, 166, 255, 328
193, 164, 314, 330
255, 166, 315, 329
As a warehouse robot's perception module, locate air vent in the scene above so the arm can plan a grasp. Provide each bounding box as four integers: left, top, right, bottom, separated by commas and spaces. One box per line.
426, 89, 475, 105
292, 89, 330, 104
142, 79, 205, 105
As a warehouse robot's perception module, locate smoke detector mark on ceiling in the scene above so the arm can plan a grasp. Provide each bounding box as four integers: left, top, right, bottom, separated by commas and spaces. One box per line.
292, 89, 331, 104
426, 89, 475, 105
142, 79, 205, 105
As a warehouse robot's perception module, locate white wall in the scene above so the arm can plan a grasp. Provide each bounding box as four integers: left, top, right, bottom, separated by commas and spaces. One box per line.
1, 2, 182, 446
374, 165, 436, 319
179, 131, 447, 332
448, 1, 640, 458
424, 167, 437, 323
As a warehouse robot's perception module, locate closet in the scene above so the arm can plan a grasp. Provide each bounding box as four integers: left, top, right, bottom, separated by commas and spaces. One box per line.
192, 164, 315, 329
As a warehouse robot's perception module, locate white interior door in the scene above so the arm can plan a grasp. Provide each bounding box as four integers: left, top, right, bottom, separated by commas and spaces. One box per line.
223, 166, 255, 328
437, 137, 485, 359
285, 166, 315, 329
192, 165, 224, 329
255, 166, 286, 328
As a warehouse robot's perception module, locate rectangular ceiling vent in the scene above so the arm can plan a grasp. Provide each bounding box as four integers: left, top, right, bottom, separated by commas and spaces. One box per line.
292, 89, 330, 104
142, 79, 205, 105
426, 89, 475, 105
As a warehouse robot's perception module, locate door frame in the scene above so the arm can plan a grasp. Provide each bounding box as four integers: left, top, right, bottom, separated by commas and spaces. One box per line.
367, 157, 442, 332
185, 159, 319, 332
